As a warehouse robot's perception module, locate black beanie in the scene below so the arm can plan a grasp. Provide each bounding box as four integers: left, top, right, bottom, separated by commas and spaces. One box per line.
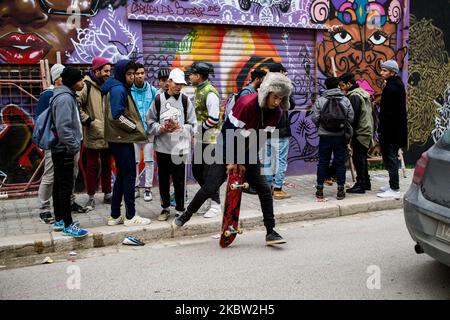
61, 67, 84, 88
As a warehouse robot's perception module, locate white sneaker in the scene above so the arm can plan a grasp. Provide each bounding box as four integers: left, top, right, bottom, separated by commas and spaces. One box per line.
175, 210, 184, 218
204, 202, 221, 218
197, 199, 211, 215
377, 188, 401, 199
124, 215, 151, 226
144, 189, 153, 202
108, 215, 125, 226
379, 185, 390, 192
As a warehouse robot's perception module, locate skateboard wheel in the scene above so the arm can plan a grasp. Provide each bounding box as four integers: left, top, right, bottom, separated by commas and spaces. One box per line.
242, 182, 249, 189
224, 230, 231, 237
237, 228, 243, 234
230, 183, 237, 190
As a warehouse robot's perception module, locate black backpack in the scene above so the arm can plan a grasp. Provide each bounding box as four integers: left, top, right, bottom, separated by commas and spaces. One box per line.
320, 97, 347, 132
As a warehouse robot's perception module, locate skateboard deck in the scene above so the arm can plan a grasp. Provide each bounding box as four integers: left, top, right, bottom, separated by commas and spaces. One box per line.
220, 173, 248, 248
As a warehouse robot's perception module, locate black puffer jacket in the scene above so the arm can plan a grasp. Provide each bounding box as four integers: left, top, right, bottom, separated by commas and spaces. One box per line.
378, 76, 408, 147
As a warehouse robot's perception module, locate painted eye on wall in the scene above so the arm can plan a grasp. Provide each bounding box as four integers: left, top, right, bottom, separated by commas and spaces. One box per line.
369, 32, 387, 45
332, 31, 352, 44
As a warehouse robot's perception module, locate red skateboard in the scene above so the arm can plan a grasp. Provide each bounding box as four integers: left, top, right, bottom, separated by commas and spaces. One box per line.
220, 173, 248, 248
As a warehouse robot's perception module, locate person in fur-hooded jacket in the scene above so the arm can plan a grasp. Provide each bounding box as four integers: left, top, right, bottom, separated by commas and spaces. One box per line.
173, 72, 293, 246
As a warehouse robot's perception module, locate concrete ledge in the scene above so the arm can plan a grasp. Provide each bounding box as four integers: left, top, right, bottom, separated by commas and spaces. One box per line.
0, 196, 404, 262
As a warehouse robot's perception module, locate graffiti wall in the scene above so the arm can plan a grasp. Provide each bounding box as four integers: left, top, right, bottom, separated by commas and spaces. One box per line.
1, 0, 416, 185
404, 0, 450, 164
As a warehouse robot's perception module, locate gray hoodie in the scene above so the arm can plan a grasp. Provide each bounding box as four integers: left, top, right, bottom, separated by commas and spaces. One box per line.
50, 85, 83, 154
312, 88, 354, 137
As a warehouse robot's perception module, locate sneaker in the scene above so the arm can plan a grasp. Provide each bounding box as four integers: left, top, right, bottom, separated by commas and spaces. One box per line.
62, 222, 88, 238
122, 236, 145, 246
197, 199, 211, 215
379, 185, 390, 192
39, 211, 54, 224
144, 188, 153, 202
71, 201, 88, 213
124, 215, 151, 226
204, 202, 221, 218
172, 212, 192, 228
85, 197, 95, 211
346, 184, 365, 194
52, 220, 65, 231
135, 188, 140, 199
175, 210, 184, 218
337, 186, 346, 200
266, 230, 286, 245
315, 185, 324, 199
103, 193, 112, 204
273, 189, 291, 200
377, 188, 401, 199
157, 209, 170, 221
108, 215, 125, 226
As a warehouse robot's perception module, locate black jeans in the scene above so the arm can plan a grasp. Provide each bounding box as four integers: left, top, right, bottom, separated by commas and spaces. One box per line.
380, 140, 400, 190
192, 143, 220, 204
109, 142, 136, 219
52, 151, 75, 228
156, 152, 187, 212
351, 138, 370, 187
186, 163, 275, 232
317, 136, 347, 187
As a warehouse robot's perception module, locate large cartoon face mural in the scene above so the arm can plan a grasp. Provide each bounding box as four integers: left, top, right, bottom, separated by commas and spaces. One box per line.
0, 1, 140, 64
310, 0, 407, 96
0, 0, 92, 64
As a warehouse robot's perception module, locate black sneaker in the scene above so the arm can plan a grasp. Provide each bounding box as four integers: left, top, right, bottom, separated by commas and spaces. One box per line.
39, 211, 54, 224
315, 185, 324, 199
337, 186, 346, 200
266, 230, 287, 245
71, 201, 88, 214
172, 212, 192, 228
346, 184, 365, 194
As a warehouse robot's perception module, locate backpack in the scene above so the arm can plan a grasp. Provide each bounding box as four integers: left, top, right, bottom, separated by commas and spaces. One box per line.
154, 93, 188, 123
222, 87, 251, 121
32, 92, 67, 150
319, 97, 347, 132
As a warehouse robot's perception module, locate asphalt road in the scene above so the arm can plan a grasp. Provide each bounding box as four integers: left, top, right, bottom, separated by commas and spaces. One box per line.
1, 209, 449, 300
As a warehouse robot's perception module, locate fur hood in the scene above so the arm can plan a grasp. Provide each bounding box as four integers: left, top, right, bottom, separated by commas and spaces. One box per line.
257, 72, 293, 110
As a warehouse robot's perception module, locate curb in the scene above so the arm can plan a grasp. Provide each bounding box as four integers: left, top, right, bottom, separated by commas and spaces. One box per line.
0, 196, 403, 262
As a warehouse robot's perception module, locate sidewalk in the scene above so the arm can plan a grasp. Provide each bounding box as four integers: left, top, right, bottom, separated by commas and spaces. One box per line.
0, 170, 412, 263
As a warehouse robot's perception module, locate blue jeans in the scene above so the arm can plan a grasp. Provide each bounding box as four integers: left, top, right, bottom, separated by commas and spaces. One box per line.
261, 137, 290, 188
317, 136, 347, 187
109, 142, 136, 220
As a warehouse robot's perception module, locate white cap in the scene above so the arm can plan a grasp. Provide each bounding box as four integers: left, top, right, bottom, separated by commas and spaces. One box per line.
168, 68, 187, 85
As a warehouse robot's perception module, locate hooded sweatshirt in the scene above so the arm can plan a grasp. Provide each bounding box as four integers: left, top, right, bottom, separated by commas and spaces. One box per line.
312, 88, 354, 137
50, 85, 83, 154
131, 81, 157, 131
347, 84, 374, 148
102, 60, 147, 143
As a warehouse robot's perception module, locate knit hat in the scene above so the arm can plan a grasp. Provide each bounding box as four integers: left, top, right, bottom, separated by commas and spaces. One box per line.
61, 67, 84, 89
50, 64, 65, 84
381, 60, 399, 74
91, 57, 111, 71
158, 68, 171, 80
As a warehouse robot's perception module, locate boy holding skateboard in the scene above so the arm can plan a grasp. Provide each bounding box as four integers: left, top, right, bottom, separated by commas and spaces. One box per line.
173, 72, 293, 245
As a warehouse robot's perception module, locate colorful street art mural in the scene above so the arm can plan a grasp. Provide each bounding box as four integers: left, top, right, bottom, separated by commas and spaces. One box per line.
310, 0, 408, 97
4, 0, 434, 186
403, 0, 450, 164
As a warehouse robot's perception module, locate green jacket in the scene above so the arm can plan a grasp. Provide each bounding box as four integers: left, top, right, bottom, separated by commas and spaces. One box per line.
195, 80, 221, 144
103, 92, 147, 144
348, 87, 374, 148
